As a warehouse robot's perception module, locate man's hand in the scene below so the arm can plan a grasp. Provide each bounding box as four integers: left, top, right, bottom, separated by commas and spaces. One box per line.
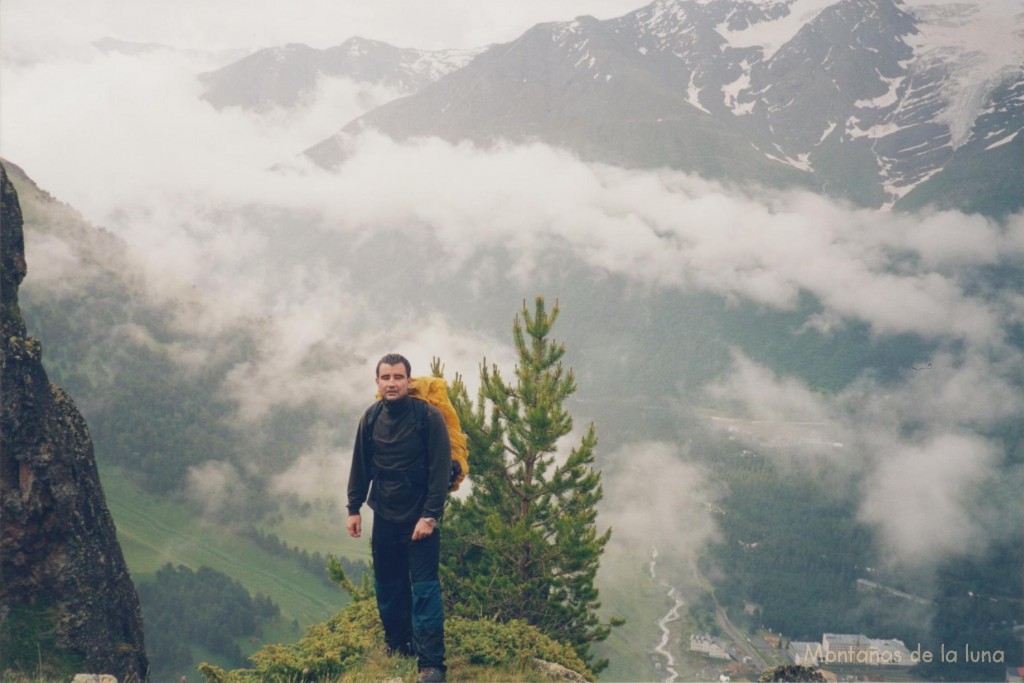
411, 517, 436, 541
347, 514, 362, 538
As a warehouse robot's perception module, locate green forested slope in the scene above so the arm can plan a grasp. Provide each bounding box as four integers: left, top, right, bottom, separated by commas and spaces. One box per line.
102, 464, 348, 623
99, 465, 355, 678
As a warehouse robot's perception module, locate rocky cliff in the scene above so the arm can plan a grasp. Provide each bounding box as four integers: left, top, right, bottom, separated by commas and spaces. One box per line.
1, 162, 149, 681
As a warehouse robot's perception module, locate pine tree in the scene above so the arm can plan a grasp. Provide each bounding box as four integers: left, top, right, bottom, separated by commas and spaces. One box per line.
438, 297, 618, 673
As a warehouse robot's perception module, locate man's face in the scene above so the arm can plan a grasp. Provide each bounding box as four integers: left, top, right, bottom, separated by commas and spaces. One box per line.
376, 362, 411, 402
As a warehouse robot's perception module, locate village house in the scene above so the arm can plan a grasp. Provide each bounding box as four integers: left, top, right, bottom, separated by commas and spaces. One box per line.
690, 633, 732, 660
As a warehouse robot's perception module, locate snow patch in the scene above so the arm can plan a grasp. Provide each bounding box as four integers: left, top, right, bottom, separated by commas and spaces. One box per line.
855, 72, 904, 109
792, 152, 813, 171
551, 19, 585, 46
716, 0, 836, 60
819, 121, 837, 143
638, 0, 698, 51
985, 130, 1019, 150
722, 59, 753, 115
904, 1, 1024, 148
687, 70, 710, 114
733, 99, 756, 115
644, 0, 691, 34
906, 1, 1022, 77
574, 52, 597, 69
406, 46, 486, 83
882, 165, 943, 205
845, 115, 905, 140
762, 146, 814, 172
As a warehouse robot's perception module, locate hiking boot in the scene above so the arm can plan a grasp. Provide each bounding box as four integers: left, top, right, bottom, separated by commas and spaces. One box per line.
416, 667, 446, 683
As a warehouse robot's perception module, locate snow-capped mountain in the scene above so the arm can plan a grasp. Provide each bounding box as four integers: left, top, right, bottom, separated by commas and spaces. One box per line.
303, 14, 812, 187
199, 37, 486, 111
720, 0, 1024, 209
291, 0, 1022, 215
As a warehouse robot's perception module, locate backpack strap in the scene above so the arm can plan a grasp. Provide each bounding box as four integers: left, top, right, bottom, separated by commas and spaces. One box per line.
363, 400, 385, 479
411, 398, 429, 444
412, 400, 458, 490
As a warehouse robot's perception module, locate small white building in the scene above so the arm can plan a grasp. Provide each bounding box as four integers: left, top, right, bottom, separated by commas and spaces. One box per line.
690, 633, 731, 660
792, 633, 912, 667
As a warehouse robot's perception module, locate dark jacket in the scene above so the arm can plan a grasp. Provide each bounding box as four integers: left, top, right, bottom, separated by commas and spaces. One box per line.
347, 396, 451, 523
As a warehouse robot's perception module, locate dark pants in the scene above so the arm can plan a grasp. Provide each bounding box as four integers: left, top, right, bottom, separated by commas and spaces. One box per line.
371, 516, 445, 671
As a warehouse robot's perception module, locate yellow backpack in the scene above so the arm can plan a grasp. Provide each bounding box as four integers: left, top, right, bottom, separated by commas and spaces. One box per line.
370, 376, 469, 491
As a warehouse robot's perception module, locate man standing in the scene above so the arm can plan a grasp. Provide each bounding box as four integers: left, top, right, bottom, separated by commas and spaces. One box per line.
347, 353, 451, 683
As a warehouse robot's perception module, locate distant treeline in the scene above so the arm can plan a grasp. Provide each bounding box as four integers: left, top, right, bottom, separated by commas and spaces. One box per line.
22, 287, 326, 505
138, 563, 281, 679
694, 438, 1023, 681
243, 527, 368, 587
704, 451, 875, 639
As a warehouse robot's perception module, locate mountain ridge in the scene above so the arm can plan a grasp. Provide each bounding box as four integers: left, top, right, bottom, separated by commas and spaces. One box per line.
242, 0, 1023, 215
199, 37, 486, 112
304, 11, 814, 189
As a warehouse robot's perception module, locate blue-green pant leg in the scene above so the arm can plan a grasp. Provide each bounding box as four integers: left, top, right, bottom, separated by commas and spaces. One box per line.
410, 528, 445, 670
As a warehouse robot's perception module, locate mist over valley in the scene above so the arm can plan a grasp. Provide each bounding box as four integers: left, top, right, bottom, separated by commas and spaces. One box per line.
2, 0, 1022, 679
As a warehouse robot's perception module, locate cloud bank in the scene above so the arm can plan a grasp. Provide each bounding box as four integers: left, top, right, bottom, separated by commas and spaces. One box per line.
601, 442, 720, 577
6, 48, 1022, 350
4, 28, 1022, 573
703, 346, 1023, 568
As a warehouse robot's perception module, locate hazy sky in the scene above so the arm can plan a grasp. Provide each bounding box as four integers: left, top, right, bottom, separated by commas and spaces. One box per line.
2, 0, 647, 57
3, 0, 1022, 576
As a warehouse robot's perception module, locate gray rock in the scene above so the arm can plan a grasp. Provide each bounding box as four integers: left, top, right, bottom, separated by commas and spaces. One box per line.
1, 162, 148, 682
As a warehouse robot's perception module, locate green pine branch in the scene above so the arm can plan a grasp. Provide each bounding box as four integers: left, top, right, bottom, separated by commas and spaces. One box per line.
437, 297, 621, 674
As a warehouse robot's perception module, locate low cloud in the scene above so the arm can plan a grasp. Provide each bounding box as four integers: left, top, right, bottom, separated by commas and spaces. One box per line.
185, 460, 250, 519
270, 442, 352, 510
20, 233, 88, 293
705, 351, 835, 425
8, 45, 1022, 353
859, 433, 1000, 566
221, 305, 511, 425
703, 345, 1023, 567
600, 442, 720, 585
6, 33, 1022, 574
315, 134, 1023, 346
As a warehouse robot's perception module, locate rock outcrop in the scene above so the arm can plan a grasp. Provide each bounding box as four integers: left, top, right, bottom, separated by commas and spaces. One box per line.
1, 162, 149, 681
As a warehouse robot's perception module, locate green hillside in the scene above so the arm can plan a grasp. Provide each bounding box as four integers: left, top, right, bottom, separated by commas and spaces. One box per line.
100, 461, 690, 681
593, 552, 675, 683
259, 501, 369, 562
101, 463, 349, 626
98, 463, 358, 680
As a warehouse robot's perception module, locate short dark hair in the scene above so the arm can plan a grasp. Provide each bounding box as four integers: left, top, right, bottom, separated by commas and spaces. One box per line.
376, 353, 411, 378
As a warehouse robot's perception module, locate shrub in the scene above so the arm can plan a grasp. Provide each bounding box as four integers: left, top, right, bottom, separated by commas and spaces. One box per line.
199, 601, 592, 682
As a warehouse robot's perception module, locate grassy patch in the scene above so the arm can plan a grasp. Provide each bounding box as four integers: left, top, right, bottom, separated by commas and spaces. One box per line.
591, 550, 664, 682
259, 501, 369, 562
0, 601, 84, 680
99, 464, 349, 628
